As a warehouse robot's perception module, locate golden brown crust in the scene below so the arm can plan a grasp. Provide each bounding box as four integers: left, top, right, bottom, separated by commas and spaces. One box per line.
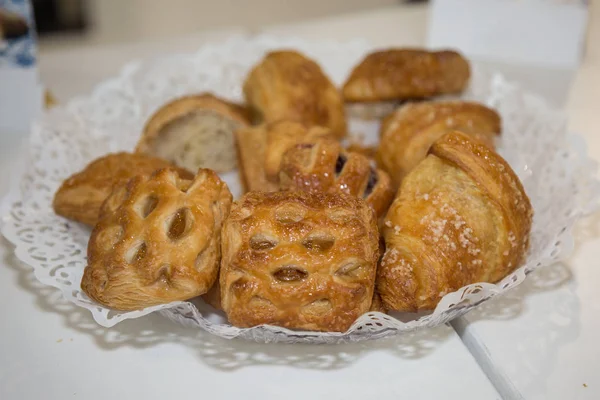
234, 120, 331, 193
343, 49, 470, 102
243, 50, 347, 138
220, 191, 379, 332
136, 93, 249, 153
377, 131, 532, 312
52, 152, 193, 226
377, 101, 501, 188
81, 168, 232, 311
279, 138, 394, 219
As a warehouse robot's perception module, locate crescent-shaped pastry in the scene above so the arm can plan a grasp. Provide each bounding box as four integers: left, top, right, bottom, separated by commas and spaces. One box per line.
243, 50, 347, 138
378, 131, 533, 312
377, 101, 501, 188
53, 152, 193, 226
234, 120, 331, 193
81, 168, 232, 310
220, 191, 379, 332
343, 49, 470, 102
279, 138, 394, 219
136, 94, 250, 173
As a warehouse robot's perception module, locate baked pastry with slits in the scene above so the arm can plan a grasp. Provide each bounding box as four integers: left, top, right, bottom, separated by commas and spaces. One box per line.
378, 131, 532, 312
377, 101, 501, 188
136, 94, 250, 173
53, 152, 193, 226
81, 168, 232, 311
243, 50, 347, 138
279, 138, 394, 219
234, 120, 331, 193
220, 191, 379, 332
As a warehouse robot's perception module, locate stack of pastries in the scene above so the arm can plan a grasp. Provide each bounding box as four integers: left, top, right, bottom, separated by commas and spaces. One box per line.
53, 48, 532, 332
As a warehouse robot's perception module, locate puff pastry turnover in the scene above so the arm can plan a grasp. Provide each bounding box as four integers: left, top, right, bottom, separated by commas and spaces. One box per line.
378, 131, 533, 312
378, 101, 501, 188
234, 120, 331, 193
343, 49, 470, 102
279, 138, 394, 219
81, 168, 232, 310
53, 152, 193, 226
243, 50, 347, 138
136, 94, 250, 173
220, 191, 379, 332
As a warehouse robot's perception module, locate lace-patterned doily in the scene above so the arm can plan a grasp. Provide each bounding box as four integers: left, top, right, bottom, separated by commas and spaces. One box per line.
1, 35, 599, 344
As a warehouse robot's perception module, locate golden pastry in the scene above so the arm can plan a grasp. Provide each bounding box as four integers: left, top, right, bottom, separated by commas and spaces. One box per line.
220, 191, 379, 332
279, 138, 394, 219
378, 131, 533, 312
53, 152, 193, 226
243, 50, 347, 138
82, 168, 232, 311
343, 49, 470, 102
136, 93, 250, 173
377, 101, 501, 188
234, 120, 331, 193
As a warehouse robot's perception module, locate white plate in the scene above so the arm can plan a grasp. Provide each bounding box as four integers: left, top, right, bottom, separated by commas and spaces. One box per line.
1, 35, 598, 343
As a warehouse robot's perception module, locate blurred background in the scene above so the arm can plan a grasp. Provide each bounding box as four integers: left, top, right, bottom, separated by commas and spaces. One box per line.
33, 0, 425, 49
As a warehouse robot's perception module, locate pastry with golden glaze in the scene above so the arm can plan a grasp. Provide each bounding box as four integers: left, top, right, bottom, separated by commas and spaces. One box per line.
243, 50, 346, 138
136, 94, 250, 173
53, 152, 193, 226
220, 191, 379, 332
234, 120, 331, 193
81, 168, 232, 310
378, 131, 533, 312
343, 49, 470, 102
377, 101, 501, 188
279, 138, 394, 219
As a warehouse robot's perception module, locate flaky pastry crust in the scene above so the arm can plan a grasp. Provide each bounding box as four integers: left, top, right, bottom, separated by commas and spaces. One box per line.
279, 138, 394, 219
343, 49, 470, 102
234, 120, 331, 193
81, 168, 232, 310
220, 191, 379, 332
377, 101, 501, 188
53, 152, 192, 226
243, 50, 346, 138
378, 131, 533, 312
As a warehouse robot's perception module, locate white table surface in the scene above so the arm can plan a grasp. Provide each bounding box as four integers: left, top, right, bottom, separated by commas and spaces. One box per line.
2, 2, 599, 399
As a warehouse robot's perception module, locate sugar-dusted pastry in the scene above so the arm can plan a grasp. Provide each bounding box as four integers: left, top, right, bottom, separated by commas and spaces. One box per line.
343, 49, 470, 103
234, 120, 330, 192
81, 168, 232, 311
53, 152, 193, 226
220, 191, 379, 332
377, 101, 501, 188
243, 50, 347, 138
136, 94, 250, 173
378, 131, 533, 312
279, 138, 394, 219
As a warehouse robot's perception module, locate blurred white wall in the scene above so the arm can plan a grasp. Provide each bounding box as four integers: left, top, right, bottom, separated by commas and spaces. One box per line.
84, 0, 398, 44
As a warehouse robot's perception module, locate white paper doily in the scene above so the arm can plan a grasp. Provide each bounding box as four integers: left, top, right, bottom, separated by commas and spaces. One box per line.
2, 35, 599, 344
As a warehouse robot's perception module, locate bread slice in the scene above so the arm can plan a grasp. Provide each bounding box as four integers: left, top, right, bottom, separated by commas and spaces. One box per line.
136, 94, 250, 173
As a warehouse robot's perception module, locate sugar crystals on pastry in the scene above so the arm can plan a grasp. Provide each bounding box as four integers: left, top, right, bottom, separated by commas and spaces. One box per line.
243, 50, 347, 138
81, 168, 232, 311
234, 120, 331, 193
136, 93, 250, 173
378, 131, 532, 312
53, 152, 193, 226
279, 137, 394, 219
220, 191, 379, 332
377, 101, 501, 188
